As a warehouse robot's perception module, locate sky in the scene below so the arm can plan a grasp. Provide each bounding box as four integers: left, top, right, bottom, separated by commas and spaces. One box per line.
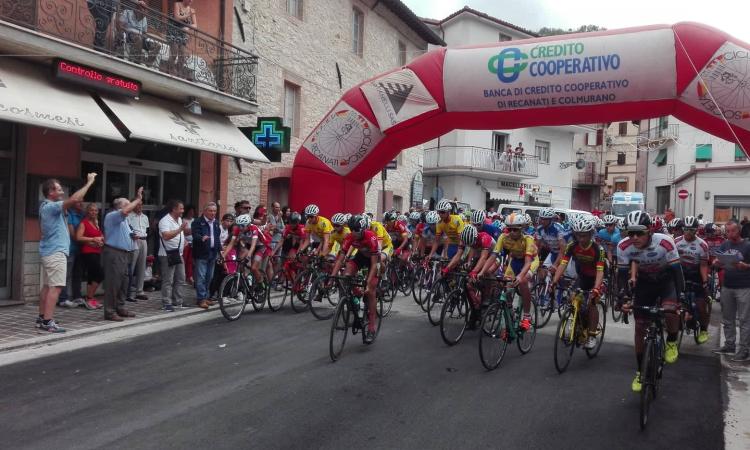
402, 0, 750, 43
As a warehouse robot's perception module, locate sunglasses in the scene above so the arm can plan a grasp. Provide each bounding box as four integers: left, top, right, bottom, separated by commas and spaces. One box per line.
628, 230, 647, 237
575, 232, 592, 237
507, 227, 522, 232
683, 227, 696, 232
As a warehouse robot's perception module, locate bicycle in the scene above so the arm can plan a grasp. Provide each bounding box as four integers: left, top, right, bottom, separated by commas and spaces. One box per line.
290, 254, 329, 313
478, 276, 538, 370
267, 255, 291, 311
553, 288, 606, 373
418, 256, 447, 313
623, 301, 679, 430
439, 270, 477, 346
606, 264, 623, 323
678, 281, 710, 347
308, 271, 342, 320
410, 254, 426, 306
217, 257, 269, 321
329, 274, 384, 361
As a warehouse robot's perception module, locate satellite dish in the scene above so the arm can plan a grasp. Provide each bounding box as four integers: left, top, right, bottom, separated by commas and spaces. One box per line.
575, 158, 586, 170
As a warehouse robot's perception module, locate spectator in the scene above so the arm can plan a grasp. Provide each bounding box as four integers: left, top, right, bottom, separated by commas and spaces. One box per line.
116, 0, 155, 65
127, 202, 150, 302
183, 204, 196, 285
76, 202, 105, 309
234, 200, 251, 217
37, 174, 97, 332
268, 202, 284, 252
192, 202, 221, 309
741, 217, 750, 240
514, 142, 526, 171
504, 144, 513, 171
58, 199, 85, 308
281, 206, 291, 224
87, 0, 116, 51
159, 200, 190, 311
713, 220, 750, 362
102, 188, 143, 321
167, 0, 197, 78
210, 213, 235, 298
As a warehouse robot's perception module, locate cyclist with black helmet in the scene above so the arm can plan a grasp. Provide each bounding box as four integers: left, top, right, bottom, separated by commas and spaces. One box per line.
280, 212, 307, 285
384, 211, 410, 262
330, 215, 380, 343
667, 218, 684, 239
618, 211, 684, 392
675, 215, 711, 345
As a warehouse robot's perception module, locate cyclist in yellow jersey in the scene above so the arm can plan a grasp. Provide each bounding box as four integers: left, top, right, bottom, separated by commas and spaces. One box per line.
329, 213, 351, 258
299, 204, 333, 256
427, 199, 465, 260
477, 213, 538, 331
370, 219, 393, 257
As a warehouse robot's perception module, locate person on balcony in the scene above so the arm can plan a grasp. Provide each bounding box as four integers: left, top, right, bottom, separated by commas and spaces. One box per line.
87, 0, 118, 51
514, 142, 526, 171
117, 0, 155, 65
504, 144, 514, 171
167, 0, 198, 79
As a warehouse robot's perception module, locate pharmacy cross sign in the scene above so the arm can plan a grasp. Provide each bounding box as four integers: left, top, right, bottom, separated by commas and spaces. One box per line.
241, 117, 291, 162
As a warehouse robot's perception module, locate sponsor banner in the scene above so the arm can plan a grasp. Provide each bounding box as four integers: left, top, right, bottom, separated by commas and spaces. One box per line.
303, 101, 384, 176
359, 68, 439, 131
679, 41, 750, 131
443, 29, 676, 112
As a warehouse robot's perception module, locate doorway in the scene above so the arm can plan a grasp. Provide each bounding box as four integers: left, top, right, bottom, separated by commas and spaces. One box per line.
0, 122, 15, 299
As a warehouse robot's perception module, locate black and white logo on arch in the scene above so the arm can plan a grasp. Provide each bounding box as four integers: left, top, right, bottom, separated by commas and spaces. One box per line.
360, 68, 438, 131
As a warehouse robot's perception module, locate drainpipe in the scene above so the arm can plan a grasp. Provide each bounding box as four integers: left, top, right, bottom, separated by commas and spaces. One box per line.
693, 171, 697, 217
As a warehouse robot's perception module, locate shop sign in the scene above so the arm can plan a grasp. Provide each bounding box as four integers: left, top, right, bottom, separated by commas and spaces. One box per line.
240, 117, 291, 162
53, 59, 141, 97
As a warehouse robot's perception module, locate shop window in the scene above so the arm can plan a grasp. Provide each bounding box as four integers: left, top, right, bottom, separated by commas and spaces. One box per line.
352, 7, 364, 56
735, 144, 747, 161
164, 171, 188, 204
135, 172, 161, 206
283, 81, 301, 137
287, 0, 303, 19
398, 40, 407, 66
696, 144, 712, 162
535, 140, 550, 164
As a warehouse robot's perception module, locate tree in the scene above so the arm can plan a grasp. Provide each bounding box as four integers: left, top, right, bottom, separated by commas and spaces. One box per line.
536, 25, 607, 37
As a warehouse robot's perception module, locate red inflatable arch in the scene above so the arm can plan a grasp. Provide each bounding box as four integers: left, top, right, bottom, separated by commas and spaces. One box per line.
290, 22, 750, 215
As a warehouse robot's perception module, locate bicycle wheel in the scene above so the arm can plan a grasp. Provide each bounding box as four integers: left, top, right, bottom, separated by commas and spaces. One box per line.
309, 276, 340, 320
399, 264, 414, 296
267, 271, 287, 312
363, 294, 384, 344
610, 292, 623, 323
639, 339, 656, 430
516, 300, 537, 354
440, 289, 470, 346
250, 277, 267, 312
585, 301, 607, 359
478, 302, 509, 370
329, 298, 351, 361
218, 274, 247, 321
676, 309, 686, 352
412, 266, 425, 305
535, 282, 554, 328
378, 277, 394, 318
418, 270, 434, 312
427, 279, 447, 326
290, 270, 313, 313
554, 308, 576, 373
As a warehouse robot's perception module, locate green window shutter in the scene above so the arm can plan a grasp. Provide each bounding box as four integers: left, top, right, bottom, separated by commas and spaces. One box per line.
695, 144, 712, 162
653, 148, 667, 166
736, 144, 747, 161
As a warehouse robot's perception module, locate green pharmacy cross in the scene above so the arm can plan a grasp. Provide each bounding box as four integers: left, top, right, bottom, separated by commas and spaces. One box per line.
242, 117, 291, 162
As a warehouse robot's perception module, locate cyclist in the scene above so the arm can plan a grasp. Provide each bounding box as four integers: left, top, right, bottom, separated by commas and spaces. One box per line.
384, 211, 410, 262
651, 215, 667, 234
618, 211, 684, 393
703, 222, 726, 300
427, 199, 465, 261
416, 210, 440, 257
222, 213, 268, 291
407, 211, 421, 236
280, 212, 306, 287
299, 204, 333, 257
451, 225, 496, 325
477, 213, 538, 331
668, 218, 684, 239
674, 215, 711, 344
471, 209, 501, 240
596, 214, 622, 263
366, 215, 393, 275
330, 213, 351, 259
535, 207, 567, 287
551, 216, 606, 350
330, 215, 380, 344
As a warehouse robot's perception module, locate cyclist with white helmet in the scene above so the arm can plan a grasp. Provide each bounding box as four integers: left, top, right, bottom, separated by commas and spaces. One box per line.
551, 215, 607, 350
221, 212, 268, 292
477, 212, 539, 331
618, 211, 684, 392
329, 213, 351, 257
675, 215, 711, 344
667, 218, 684, 239
535, 207, 566, 284
427, 199, 465, 262
384, 211, 410, 262
298, 204, 334, 257
596, 214, 622, 263
471, 209, 501, 240
416, 211, 440, 257
278, 212, 307, 288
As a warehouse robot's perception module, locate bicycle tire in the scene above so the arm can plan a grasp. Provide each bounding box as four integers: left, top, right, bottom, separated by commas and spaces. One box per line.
249, 277, 267, 312
535, 282, 554, 328
218, 274, 247, 321
363, 294, 384, 344
440, 289, 469, 346
267, 271, 287, 312
478, 302, 509, 370
378, 277, 394, 318
639, 338, 655, 430
554, 308, 576, 373
516, 301, 537, 354
585, 301, 607, 359
329, 298, 351, 361
610, 292, 623, 323
412, 266, 425, 305
418, 270, 434, 312
427, 279, 446, 326
309, 275, 339, 320
290, 270, 312, 313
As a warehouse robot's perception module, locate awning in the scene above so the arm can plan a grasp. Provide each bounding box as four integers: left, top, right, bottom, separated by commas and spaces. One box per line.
653, 148, 667, 166
99, 95, 269, 162
714, 195, 750, 207
0, 58, 124, 141
695, 144, 712, 162
486, 188, 520, 203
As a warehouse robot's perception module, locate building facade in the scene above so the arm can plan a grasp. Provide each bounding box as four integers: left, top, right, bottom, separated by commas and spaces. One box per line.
230, 0, 443, 215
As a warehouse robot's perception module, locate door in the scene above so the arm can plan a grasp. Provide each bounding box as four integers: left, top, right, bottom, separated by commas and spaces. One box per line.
0, 156, 12, 299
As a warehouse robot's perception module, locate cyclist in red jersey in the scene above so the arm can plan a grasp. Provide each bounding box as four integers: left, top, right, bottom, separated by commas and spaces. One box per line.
384, 211, 410, 262
281, 212, 306, 283
330, 215, 380, 343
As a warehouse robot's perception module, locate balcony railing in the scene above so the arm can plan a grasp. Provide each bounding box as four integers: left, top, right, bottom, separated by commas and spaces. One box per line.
575, 172, 606, 186
638, 124, 679, 143
0, 0, 257, 101
423, 146, 539, 177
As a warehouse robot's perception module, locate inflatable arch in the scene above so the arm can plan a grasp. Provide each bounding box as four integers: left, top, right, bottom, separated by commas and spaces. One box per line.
290, 22, 750, 215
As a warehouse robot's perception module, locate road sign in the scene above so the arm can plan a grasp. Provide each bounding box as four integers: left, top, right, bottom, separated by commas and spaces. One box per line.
678, 189, 689, 200
386, 160, 397, 170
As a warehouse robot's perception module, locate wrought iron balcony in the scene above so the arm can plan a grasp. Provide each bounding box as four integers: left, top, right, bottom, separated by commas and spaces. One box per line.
0, 0, 257, 102
423, 146, 539, 178
574, 172, 606, 186
637, 124, 679, 149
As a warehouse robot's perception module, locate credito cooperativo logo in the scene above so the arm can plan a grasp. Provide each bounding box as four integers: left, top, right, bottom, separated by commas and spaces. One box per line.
488, 43, 621, 83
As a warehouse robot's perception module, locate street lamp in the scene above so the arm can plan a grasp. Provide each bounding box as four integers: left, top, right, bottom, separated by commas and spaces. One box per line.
559, 148, 586, 169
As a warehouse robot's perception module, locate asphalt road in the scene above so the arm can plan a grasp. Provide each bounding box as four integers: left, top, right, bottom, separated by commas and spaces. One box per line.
0, 295, 724, 450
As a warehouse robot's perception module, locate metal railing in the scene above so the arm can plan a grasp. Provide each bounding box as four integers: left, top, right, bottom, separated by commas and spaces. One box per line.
575, 172, 606, 186
423, 146, 539, 177
0, 0, 257, 101
638, 124, 679, 142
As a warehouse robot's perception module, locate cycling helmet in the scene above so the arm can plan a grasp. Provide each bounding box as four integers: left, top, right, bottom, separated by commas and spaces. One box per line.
668, 218, 684, 229
539, 208, 556, 219
617, 217, 625, 228
397, 214, 408, 224
436, 199, 453, 212
651, 216, 665, 232
409, 211, 421, 222
288, 212, 302, 225
425, 210, 440, 224
235, 214, 251, 226
331, 213, 347, 226
571, 216, 596, 233
304, 204, 319, 217
470, 209, 486, 225
682, 216, 698, 228
344, 213, 352, 221
602, 214, 618, 225
594, 216, 604, 229
524, 213, 533, 225
348, 215, 367, 233
362, 214, 372, 229
704, 222, 716, 234
505, 212, 528, 227
460, 225, 478, 246
625, 210, 651, 231
383, 211, 398, 222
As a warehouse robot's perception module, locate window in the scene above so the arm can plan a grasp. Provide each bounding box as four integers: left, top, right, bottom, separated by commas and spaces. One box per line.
398, 40, 406, 66
619, 122, 628, 136
617, 152, 626, 165
695, 144, 712, 162
287, 0, 302, 19
654, 148, 667, 166
659, 116, 669, 129
614, 178, 628, 192
283, 82, 301, 136
535, 140, 550, 164
492, 132, 507, 152
499, 33, 512, 42
655, 186, 671, 214
352, 7, 364, 56
735, 144, 747, 161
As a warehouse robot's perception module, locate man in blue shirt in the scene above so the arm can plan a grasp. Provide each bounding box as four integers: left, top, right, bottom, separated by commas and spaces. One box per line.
58, 200, 84, 307
596, 215, 622, 263
102, 187, 143, 321
38, 173, 97, 332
